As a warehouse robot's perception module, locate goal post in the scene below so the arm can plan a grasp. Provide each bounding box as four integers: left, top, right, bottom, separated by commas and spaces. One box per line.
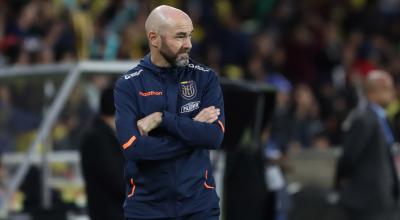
0, 61, 138, 217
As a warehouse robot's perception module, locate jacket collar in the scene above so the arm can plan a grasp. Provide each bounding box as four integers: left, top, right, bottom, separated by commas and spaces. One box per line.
139, 54, 163, 73
139, 53, 190, 75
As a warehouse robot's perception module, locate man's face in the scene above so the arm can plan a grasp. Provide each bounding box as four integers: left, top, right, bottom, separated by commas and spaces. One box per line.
378, 77, 396, 107
159, 19, 193, 67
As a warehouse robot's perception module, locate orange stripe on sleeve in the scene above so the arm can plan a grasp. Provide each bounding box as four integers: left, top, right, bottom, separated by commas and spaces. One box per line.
217, 120, 225, 133
123, 135, 136, 149
127, 178, 136, 197
204, 182, 215, 189
204, 170, 215, 189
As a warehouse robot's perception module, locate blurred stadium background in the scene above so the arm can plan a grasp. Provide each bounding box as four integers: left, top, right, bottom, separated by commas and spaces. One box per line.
1, 0, 400, 219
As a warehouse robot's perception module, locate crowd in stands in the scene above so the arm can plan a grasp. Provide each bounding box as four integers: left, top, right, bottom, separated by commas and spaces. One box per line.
2, 1, 400, 219
1, 0, 400, 150
0, 0, 400, 146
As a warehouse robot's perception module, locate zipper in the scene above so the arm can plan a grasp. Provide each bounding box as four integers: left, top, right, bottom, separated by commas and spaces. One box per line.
172, 68, 180, 215
158, 71, 168, 111
162, 68, 180, 216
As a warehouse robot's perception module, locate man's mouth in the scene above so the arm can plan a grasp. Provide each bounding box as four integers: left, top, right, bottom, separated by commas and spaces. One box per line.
178, 53, 189, 58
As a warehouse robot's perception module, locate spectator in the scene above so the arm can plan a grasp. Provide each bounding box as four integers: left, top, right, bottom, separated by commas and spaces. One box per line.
79, 87, 125, 220
336, 70, 400, 220
290, 84, 327, 149
263, 73, 293, 220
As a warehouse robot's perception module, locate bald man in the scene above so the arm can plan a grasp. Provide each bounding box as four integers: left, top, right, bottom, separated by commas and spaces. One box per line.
114, 5, 224, 220
335, 70, 400, 220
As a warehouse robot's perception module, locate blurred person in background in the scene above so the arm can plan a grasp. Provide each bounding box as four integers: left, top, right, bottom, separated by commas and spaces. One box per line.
335, 70, 400, 220
114, 5, 224, 220
0, 158, 4, 209
290, 83, 328, 149
263, 74, 293, 220
0, 83, 43, 152
79, 87, 125, 220
0, 84, 13, 152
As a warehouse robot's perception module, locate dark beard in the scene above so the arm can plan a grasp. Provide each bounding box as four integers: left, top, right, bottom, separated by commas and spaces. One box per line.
159, 37, 190, 67
159, 47, 177, 67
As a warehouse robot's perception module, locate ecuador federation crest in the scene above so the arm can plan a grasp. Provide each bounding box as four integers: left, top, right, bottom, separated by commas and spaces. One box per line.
180, 81, 197, 100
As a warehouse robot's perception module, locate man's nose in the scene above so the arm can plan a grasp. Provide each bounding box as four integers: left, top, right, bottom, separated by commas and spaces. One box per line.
183, 37, 192, 49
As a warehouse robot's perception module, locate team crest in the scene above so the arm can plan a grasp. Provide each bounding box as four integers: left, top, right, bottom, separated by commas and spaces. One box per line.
180, 81, 197, 100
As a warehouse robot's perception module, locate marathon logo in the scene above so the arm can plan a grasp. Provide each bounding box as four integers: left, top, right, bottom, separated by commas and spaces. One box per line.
139, 91, 163, 96
181, 101, 200, 113
125, 69, 143, 79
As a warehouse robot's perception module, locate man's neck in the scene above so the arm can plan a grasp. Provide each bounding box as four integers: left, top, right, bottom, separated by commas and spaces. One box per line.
150, 50, 171, 68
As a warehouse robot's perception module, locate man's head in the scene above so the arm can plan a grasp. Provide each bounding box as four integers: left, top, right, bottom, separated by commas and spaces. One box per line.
145, 5, 193, 67
100, 87, 116, 130
365, 70, 395, 107
100, 87, 115, 117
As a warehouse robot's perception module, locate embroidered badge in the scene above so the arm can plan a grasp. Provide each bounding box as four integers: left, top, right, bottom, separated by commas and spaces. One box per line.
180, 81, 197, 100
181, 101, 200, 113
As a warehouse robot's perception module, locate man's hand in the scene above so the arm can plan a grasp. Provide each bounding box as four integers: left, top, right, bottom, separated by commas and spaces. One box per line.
193, 106, 220, 124
137, 112, 163, 136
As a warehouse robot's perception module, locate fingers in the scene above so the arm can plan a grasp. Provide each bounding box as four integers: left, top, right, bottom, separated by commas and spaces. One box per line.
205, 107, 220, 118
138, 126, 146, 136
137, 112, 163, 136
206, 113, 219, 123
137, 119, 148, 136
138, 127, 147, 136
206, 118, 217, 123
193, 108, 207, 122
206, 108, 220, 123
193, 106, 220, 123
202, 106, 219, 115
137, 117, 151, 136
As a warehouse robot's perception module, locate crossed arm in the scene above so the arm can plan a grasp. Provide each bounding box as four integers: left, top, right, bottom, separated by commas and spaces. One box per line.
114, 73, 225, 162
137, 106, 220, 136
136, 106, 223, 148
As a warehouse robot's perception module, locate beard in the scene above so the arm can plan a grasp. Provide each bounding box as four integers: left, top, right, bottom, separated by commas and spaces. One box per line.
159, 37, 190, 67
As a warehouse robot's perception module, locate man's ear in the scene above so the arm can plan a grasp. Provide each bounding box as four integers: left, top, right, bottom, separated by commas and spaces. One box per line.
148, 31, 160, 48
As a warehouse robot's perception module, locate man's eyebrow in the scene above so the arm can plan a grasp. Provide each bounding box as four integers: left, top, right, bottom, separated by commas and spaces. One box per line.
176, 32, 188, 36
175, 30, 194, 36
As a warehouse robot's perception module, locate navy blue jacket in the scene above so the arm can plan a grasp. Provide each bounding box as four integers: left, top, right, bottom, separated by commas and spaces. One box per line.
114, 54, 225, 219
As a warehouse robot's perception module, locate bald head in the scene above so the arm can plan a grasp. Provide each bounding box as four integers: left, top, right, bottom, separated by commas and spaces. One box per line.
365, 70, 395, 106
145, 5, 193, 67
365, 70, 392, 92
145, 5, 192, 35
